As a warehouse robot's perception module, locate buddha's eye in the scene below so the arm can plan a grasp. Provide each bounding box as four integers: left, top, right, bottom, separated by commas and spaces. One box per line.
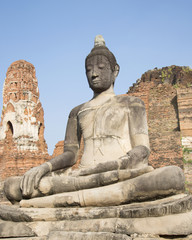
86, 65, 92, 72
98, 63, 105, 69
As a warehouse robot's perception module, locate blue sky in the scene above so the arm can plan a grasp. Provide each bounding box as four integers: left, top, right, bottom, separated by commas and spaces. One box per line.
0, 0, 191, 154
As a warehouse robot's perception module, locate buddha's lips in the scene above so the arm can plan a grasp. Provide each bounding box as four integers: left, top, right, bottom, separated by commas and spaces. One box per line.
92, 79, 100, 84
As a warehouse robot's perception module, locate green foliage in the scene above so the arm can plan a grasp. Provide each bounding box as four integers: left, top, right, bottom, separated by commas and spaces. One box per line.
182, 66, 192, 73
185, 181, 192, 194
185, 186, 190, 193
183, 158, 192, 164
161, 67, 173, 83
183, 147, 191, 154
173, 83, 179, 89
183, 147, 192, 163
161, 70, 167, 83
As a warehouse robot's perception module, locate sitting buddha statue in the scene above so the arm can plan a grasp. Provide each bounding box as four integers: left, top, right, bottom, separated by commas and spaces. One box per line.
4, 35, 185, 208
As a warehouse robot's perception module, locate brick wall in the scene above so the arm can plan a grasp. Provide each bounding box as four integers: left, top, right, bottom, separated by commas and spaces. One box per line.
52, 140, 64, 158
127, 65, 192, 169
177, 88, 192, 149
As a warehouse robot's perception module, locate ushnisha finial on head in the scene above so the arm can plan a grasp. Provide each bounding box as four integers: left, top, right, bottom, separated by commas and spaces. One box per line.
86, 35, 119, 72
94, 35, 105, 47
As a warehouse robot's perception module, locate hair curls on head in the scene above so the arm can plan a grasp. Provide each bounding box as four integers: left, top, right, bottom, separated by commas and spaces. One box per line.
85, 35, 118, 72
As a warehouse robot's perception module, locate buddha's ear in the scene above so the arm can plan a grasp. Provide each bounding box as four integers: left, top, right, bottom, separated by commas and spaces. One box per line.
114, 64, 120, 78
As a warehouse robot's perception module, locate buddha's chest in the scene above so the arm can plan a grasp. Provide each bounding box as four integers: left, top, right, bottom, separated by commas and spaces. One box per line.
78, 101, 129, 140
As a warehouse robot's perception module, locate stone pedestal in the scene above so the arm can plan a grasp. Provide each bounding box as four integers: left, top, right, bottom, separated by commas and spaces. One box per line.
1, 194, 192, 239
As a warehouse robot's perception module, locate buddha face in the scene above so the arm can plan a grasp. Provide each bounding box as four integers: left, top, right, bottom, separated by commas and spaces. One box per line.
86, 55, 115, 93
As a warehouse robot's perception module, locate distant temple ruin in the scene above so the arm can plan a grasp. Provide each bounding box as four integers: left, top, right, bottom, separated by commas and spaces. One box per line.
0, 60, 50, 183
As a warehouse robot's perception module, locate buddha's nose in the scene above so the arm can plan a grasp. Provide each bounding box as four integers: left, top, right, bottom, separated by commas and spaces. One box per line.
92, 70, 98, 78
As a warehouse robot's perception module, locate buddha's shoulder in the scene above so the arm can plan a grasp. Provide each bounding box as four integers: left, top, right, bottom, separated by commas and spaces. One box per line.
114, 95, 145, 107
68, 103, 86, 118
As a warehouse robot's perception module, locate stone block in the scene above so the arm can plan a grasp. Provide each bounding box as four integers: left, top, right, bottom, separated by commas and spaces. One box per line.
48, 231, 131, 240
0, 221, 35, 238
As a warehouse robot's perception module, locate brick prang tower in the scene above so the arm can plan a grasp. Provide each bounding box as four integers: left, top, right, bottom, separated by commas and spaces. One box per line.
0, 60, 50, 181
0, 60, 47, 152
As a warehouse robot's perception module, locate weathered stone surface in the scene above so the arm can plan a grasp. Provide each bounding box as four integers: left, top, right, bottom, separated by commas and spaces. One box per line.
132, 236, 190, 240
0, 204, 32, 222
2, 238, 46, 240
1, 235, 192, 240
131, 234, 160, 240
3, 236, 47, 240
37, 166, 153, 195
23, 211, 192, 236
0, 221, 35, 238
25, 218, 117, 236
16, 194, 192, 222
20, 166, 185, 208
116, 213, 192, 235
48, 231, 131, 240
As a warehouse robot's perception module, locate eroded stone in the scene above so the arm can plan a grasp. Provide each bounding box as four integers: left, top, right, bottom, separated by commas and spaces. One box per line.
0, 221, 35, 238
24, 212, 192, 237
15, 194, 192, 222
48, 231, 131, 240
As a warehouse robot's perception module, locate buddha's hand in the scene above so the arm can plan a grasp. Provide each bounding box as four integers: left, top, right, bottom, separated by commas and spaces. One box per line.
126, 145, 150, 169
20, 163, 50, 198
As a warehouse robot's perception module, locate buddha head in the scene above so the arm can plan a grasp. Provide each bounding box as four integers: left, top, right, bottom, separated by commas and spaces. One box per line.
85, 35, 119, 93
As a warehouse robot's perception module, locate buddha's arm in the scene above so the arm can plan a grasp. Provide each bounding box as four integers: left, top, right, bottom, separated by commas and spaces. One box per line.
20, 105, 82, 197
47, 104, 82, 171
127, 97, 150, 168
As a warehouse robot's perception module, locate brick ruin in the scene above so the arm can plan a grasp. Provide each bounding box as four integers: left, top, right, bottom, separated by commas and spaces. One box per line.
0, 60, 50, 184
52, 140, 64, 158
127, 65, 192, 190
0, 61, 192, 199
